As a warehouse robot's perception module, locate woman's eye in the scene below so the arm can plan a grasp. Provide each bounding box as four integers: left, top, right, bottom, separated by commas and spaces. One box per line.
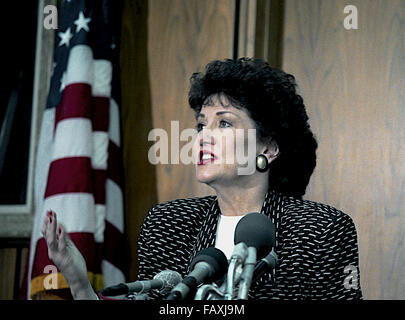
219, 120, 232, 128
196, 123, 205, 132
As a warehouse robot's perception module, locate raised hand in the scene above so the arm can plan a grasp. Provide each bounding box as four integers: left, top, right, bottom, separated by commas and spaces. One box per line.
41, 210, 98, 299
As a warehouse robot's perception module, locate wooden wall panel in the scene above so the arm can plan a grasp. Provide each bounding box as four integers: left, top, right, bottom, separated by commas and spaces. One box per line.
0, 249, 16, 299
120, 0, 158, 280
0, 246, 28, 299
254, 0, 285, 68
281, 0, 405, 299
148, 0, 235, 203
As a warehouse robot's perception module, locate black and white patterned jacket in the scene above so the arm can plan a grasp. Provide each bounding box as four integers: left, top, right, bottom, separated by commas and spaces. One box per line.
136, 190, 363, 300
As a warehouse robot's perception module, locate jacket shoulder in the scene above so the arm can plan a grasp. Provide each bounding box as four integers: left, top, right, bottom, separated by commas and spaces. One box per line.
282, 196, 355, 235
151, 195, 216, 213
143, 195, 216, 229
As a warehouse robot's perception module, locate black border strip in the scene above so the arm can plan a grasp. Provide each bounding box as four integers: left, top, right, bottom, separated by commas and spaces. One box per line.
233, 0, 240, 59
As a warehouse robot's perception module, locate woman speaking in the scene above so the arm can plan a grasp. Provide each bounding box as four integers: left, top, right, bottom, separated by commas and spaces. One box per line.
41, 58, 362, 300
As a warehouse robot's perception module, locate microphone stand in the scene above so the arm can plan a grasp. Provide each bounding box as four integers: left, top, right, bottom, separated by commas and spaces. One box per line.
195, 249, 278, 300
195, 243, 247, 301
225, 243, 248, 300
237, 247, 257, 300
194, 283, 224, 300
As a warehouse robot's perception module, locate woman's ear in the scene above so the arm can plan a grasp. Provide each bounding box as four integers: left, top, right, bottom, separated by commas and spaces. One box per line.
260, 139, 279, 164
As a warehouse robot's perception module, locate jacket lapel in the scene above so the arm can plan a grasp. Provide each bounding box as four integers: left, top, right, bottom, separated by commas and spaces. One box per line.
187, 197, 220, 271
260, 190, 284, 248
187, 190, 285, 272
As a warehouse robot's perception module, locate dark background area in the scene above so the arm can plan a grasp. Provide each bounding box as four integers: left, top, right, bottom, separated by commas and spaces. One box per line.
0, 1, 38, 204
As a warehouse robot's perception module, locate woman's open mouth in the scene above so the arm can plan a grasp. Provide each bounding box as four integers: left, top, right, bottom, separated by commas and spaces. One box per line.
198, 150, 217, 165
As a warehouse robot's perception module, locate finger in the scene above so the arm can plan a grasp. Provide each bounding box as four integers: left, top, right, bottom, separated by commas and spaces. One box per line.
41, 212, 50, 236
47, 211, 58, 249
50, 210, 58, 234
57, 223, 67, 250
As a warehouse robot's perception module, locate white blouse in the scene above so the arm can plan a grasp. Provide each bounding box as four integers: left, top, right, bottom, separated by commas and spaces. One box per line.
214, 214, 244, 260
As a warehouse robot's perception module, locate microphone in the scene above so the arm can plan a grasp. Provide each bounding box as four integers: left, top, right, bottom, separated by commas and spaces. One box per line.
234, 212, 276, 259
234, 212, 276, 299
166, 247, 228, 301
252, 248, 278, 283
99, 270, 182, 297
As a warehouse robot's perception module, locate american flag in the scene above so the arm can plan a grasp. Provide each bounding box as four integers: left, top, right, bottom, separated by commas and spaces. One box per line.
24, 0, 127, 299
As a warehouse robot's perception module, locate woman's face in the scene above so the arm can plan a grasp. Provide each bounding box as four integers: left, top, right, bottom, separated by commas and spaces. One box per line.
194, 94, 264, 188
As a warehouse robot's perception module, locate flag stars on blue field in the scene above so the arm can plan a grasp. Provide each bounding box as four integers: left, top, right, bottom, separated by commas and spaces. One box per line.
58, 11, 91, 48
58, 27, 73, 47
74, 11, 91, 33
48, 5, 116, 110
59, 72, 67, 92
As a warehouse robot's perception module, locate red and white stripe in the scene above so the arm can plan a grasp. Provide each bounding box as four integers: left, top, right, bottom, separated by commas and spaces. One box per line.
27, 44, 125, 298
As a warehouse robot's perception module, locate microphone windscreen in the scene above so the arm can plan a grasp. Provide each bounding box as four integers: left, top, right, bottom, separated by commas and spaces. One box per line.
234, 212, 276, 259
189, 247, 228, 282
99, 283, 128, 296
153, 270, 182, 294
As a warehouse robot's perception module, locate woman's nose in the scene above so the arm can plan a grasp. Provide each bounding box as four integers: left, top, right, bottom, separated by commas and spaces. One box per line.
199, 127, 215, 146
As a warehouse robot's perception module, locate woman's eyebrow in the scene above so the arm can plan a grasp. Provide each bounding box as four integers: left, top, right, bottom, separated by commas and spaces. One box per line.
216, 111, 241, 119
196, 111, 240, 120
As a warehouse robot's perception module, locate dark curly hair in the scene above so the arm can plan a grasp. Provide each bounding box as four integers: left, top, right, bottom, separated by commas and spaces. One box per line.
188, 57, 317, 198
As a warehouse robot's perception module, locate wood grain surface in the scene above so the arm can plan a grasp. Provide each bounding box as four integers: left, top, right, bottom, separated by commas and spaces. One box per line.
281, 0, 405, 299
120, 0, 158, 280
0, 249, 16, 299
148, 0, 235, 202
